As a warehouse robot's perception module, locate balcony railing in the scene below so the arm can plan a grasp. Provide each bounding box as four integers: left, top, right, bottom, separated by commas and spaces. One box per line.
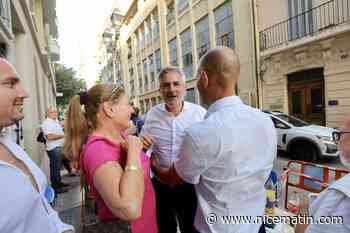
0, 0, 10, 28
260, 0, 350, 51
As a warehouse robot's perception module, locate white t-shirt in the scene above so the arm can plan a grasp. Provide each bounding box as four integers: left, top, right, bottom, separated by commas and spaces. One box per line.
0, 136, 74, 233
141, 101, 206, 169
41, 118, 64, 151
175, 96, 277, 233
306, 174, 350, 233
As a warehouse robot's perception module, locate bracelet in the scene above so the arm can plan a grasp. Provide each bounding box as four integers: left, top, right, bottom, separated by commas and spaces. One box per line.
125, 164, 142, 172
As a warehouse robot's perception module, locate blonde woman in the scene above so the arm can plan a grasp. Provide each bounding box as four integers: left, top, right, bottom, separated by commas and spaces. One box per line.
63, 84, 157, 233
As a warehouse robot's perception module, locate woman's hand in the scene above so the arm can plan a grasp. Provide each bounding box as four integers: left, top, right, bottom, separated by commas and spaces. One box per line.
125, 135, 143, 156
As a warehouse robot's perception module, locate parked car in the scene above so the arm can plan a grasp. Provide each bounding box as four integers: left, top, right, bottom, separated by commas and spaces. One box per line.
264, 111, 339, 161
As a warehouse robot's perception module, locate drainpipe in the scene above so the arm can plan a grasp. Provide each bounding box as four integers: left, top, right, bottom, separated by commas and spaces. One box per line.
251, 0, 261, 108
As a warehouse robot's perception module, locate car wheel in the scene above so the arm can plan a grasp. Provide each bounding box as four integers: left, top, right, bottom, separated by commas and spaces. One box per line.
290, 141, 318, 162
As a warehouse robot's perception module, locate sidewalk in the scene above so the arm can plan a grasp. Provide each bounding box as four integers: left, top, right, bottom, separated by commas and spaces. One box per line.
54, 173, 95, 233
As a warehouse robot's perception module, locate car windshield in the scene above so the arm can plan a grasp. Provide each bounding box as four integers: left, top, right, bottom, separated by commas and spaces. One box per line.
277, 114, 309, 127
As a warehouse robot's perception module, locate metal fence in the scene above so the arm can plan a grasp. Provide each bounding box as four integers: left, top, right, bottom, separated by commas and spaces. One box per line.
260, 0, 350, 50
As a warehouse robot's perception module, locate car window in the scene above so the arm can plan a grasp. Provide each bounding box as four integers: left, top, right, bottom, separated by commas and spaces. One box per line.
277, 114, 309, 127
271, 117, 289, 129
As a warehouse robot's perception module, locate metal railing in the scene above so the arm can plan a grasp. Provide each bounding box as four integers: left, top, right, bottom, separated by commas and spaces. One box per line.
0, 0, 10, 27
260, 0, 350, 50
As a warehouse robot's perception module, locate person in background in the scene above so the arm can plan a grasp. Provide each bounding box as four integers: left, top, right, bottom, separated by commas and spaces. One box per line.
63, 84, 157, 233
0, 58, 74, 233
141, 66, 206, 233
42, 106, 69, 193
155, 47, 276, 233
296, 113, 350, 233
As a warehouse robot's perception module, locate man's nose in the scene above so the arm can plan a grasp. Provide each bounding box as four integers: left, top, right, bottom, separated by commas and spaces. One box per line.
18, 85, 29, 99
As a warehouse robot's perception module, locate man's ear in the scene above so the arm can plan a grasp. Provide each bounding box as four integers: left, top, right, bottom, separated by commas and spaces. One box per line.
201, 71, 209, 89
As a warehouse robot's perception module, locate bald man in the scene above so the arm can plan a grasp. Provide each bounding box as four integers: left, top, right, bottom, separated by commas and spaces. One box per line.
154, 47, 277, 233
0, 58, 73, 232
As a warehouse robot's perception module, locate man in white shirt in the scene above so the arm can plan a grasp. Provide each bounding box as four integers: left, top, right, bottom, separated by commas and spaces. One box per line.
0, 58, 73, 233
141, 66, 206, 233
157, 47, 277, 233
42, 106, 69, 193
296, 114, 350, 233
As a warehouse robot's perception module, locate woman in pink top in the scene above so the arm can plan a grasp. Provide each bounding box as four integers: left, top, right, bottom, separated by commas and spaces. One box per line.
63, 84, 157, 233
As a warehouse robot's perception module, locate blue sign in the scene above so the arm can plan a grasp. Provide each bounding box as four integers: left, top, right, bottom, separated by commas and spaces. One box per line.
328, 100, 338, 106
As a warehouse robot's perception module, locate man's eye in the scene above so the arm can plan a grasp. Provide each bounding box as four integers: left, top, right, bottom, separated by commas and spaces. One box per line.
2, 80, 16, 88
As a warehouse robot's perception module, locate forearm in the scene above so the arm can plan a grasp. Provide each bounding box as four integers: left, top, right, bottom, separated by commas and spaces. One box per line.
117, 150, 144, 220
47, 133, 64, 140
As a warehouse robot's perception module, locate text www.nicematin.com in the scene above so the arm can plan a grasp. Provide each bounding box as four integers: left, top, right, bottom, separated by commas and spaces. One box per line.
205, 213, 343, 225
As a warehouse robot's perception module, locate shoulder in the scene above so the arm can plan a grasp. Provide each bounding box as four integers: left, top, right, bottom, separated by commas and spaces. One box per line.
184, 102, 206, 119
145, 104, 164, 119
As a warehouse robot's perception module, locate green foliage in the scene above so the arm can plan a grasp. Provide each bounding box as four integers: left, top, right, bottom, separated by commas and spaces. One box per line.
55, 63, 86, 110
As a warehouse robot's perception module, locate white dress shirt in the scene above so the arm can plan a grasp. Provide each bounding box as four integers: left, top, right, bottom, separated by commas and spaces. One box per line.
42, 118, 64, 151
141, 101, 206, 169
306, 174, 350, 233
0, 136, 74, 233
175, 96, 277, 233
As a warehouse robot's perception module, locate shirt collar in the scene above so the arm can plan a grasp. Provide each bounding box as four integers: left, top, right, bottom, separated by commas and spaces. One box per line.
161, 101, 190, 115
205, 96, 243, 119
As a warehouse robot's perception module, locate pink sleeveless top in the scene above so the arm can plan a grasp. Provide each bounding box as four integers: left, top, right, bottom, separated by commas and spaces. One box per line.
82, 135, 157, 233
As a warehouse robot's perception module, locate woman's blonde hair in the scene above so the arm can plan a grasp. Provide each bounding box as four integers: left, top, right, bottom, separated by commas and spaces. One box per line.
63, 84, 125, 165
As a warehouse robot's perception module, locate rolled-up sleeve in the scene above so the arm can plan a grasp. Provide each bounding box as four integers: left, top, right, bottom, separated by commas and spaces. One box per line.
174, 131, 206, 184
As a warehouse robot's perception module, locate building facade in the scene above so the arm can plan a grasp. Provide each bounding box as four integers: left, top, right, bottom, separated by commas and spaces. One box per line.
0, 0, 59, 165
258, 0, 350, 127
101, 0, 259, 113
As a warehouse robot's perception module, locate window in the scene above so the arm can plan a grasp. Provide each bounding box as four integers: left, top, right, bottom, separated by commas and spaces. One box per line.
145, 18, 152, 45
152, 10, 160, 39
151, 97, 157, 107
288, 0, 313, 40
177, 0, 189, 15
155, 49, 162, 74
130, 80, 135, 97
214, 1, 235, 48
185, 88, 195, 103
137, 62, 142, 87
158, 96, 162, 104
181, 28, 193, 78
195, 16, 210, 59
166, 1, 175, 25
127, 39, 132, 58
168, 38, 178, 66
140, 101, 145, 113
149, 54, 155, 89
143, 59, 148, 91
128, 62, 134, 78
134, 35, 139, 53
139, 29, 145, 50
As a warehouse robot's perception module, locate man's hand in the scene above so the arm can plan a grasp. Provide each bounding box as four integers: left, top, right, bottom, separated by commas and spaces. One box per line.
151, 156, 184, 187
141, 134, 154, 151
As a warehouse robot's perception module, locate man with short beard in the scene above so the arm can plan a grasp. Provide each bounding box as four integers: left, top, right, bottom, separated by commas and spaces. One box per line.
141, 66, 206, 233
0, 58, 73, 232
296, 114, 350, 233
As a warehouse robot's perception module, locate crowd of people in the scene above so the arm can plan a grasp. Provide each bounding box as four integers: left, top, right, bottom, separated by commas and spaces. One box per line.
0, 47, 349, 233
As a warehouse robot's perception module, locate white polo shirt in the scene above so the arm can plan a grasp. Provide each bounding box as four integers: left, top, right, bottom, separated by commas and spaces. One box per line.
141, 101, 206, 169
0, 136, 74, 233
175, 96, 277, 233
41, 118, 64, 151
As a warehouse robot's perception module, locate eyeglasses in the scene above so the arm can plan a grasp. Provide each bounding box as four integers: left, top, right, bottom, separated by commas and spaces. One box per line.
332, 131, 350, 143
109, 85, 124, 100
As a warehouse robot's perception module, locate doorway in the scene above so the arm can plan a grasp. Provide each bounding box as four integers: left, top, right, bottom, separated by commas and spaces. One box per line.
288, 68, 325, 126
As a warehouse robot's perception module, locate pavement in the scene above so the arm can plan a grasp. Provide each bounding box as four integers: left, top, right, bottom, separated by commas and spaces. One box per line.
54, 172, 96, 233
